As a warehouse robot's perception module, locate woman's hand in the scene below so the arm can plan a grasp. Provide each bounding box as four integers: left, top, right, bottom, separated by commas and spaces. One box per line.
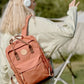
69, 0, 80, 8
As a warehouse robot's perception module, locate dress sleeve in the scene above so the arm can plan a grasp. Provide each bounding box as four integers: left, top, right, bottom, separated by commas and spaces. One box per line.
55, 6, 77, 37
0, 47, 10, 84
29, 6, 78, 58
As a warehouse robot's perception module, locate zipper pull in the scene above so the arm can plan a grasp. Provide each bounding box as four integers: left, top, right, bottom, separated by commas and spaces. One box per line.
14, 52, 20, 61
29, 45, 34, 53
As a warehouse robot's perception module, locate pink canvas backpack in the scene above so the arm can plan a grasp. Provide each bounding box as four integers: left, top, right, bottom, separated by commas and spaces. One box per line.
6, 15, 53, 84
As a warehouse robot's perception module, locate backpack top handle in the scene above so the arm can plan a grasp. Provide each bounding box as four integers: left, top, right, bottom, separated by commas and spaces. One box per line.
21, 15, 32, 36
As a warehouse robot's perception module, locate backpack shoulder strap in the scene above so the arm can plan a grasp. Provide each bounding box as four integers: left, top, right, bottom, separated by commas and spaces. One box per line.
21, 15, 32, 36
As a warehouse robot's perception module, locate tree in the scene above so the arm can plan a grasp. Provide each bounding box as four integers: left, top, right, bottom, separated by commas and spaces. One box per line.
0, 0, 8, 16
35, 0, 84, 18
0, 0, 84, 18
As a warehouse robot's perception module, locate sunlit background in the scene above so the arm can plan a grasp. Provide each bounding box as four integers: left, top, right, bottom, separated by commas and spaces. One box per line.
0, 0, 84, 84
0, 0, 84, 18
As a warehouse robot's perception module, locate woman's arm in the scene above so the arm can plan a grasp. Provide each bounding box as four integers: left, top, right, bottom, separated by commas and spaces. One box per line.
29, 6, 78, 37
28, 6, 77, 57
29, 0, 80, 37
55, 6, 77, 37
28, 0, 80, 58
56, 0, 80, 37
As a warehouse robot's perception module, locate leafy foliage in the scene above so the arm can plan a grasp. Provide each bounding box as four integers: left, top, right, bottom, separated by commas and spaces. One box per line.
35, 0, 69, 18
35, 0, 84, 18
0, 0, 8, 16
0, 0, 84, 18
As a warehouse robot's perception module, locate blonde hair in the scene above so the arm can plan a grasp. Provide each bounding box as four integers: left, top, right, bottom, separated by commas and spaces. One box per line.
0, 0, 34, 35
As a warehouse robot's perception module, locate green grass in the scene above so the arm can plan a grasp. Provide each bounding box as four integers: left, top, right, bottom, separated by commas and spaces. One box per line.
53, 54, 84, 63
53, 54, 84, 84
54, 62, 84, 84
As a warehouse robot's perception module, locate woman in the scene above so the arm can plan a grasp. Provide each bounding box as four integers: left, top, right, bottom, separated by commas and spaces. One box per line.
0, 0, 79, 83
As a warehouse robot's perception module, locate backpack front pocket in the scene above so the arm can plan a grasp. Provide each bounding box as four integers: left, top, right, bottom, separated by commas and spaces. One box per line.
16, 57, 50, 84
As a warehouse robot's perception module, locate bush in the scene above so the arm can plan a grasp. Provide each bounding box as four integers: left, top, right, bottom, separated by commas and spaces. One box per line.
0, 0, 84, 18
35, 0, 69, 18
0, 0, 8, 17
35, 0, 84, 18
